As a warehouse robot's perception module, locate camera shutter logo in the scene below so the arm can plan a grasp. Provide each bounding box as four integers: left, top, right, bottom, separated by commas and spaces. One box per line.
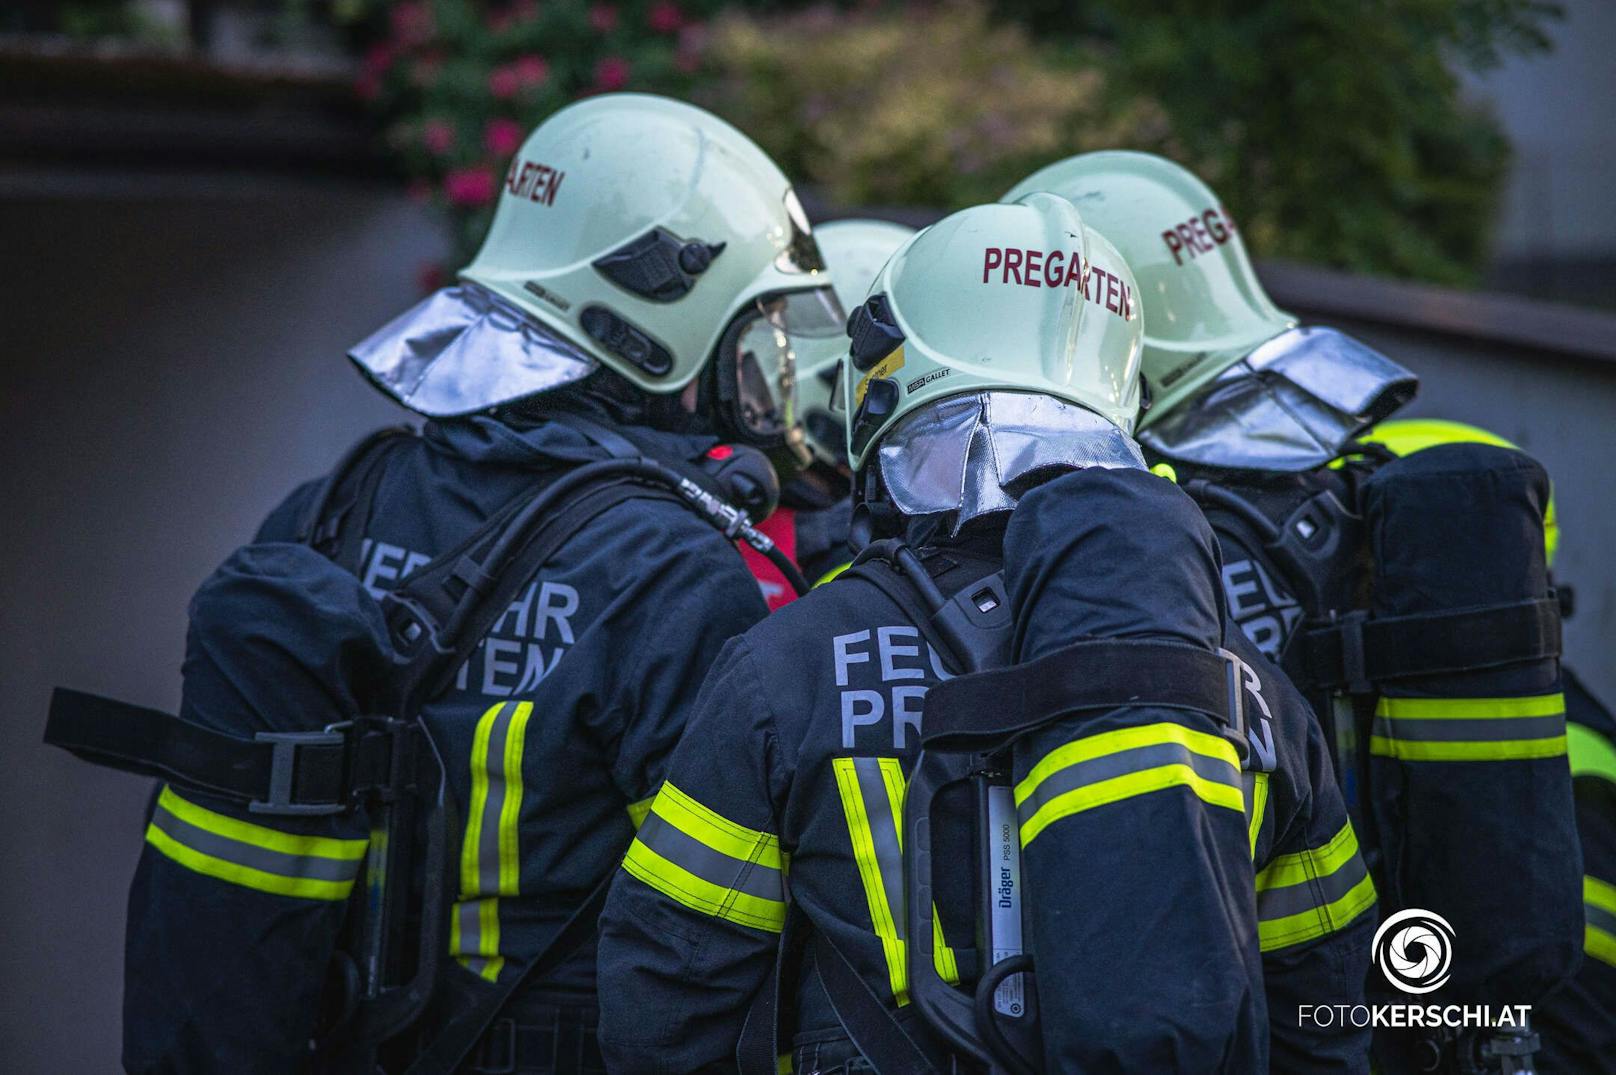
1373, 908, 1455, 994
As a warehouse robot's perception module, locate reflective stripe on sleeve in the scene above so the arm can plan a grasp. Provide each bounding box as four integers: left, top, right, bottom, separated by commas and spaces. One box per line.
144, 784, 366, 901
1255, 820, 1376, 952
1015, 722, 1244, 848
1370, 693, 1567, 762
1587, 876, 1616, 970
1245, 771, 1270, 860
832, 756, 959, 1007
627, 794, 655, 829
451, 700, 533, 982
620, 780, 787, 932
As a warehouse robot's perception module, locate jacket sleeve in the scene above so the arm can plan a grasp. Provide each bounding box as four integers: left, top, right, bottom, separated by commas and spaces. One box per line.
1240, 628, 1376, 1073
596, 636, 786, 1074
1363, 444, 1582, 1005
993, 468, 1267, 1073
124, 544, 404, 1073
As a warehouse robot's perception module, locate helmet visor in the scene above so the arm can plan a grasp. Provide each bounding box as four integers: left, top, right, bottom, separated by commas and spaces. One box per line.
878, 391, 1146, 533
348, 283, 597, 417
726, 287, 845, 441
1139, 326, 1417, 471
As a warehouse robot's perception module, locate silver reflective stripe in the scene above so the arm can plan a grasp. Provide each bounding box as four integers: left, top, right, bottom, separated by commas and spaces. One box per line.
1016, 740, 1241, 824
850, 757, 907, 942
1370, 714, 1565, 743
1588, 901, 1616, 939
633, 811, 785, 902
148, 803, 362, 885
1258, 853, 1370, 922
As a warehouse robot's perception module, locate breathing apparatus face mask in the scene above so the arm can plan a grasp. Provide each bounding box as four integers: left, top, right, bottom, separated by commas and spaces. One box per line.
1138, 326, 1417, 472
875, 390, 1147, 535
710, 286, 845, 474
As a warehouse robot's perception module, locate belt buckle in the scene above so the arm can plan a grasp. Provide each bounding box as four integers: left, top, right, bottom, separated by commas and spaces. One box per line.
248, 728, 348, 816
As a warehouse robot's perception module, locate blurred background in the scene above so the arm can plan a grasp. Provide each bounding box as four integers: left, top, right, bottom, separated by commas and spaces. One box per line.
2, 0, 1612, 1068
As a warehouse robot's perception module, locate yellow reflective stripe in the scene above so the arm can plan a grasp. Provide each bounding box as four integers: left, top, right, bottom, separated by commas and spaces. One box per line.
655, 781, 784, 871
620, 836, 787, 931
144, 821, 359, 901
1256, 821, 1362, 892
777, 1054, 793, 1075
1255, 822, 1376, 952
1369, 736, 1567, 762
834, 757, 906, 1002
1569, 723, 1616, 784
1372, 693, 1567, 762
1376, 694, 1565, 720
627, 794, 655, 829
832, 757, 961, 1006
1259, 873, 1378, 952
1016, 724, 1243, 848
452, 701, 532, 982
1016, 722, 1238, 801
814, 562, 852, 587
155, 785, 365, 862
1588, 876, 1616, 917
1247, 772, 1270, 860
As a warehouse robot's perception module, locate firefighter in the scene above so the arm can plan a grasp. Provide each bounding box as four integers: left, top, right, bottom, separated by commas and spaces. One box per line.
595, 195, 1374, 1073
1005, 152, 1582, 1072
108, 94, 843, 1074
789, 218, 917, 588
1359, 419, 1615, 1073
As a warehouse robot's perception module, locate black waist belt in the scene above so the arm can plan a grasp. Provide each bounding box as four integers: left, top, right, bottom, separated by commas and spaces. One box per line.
44, 688, 418, 816
921, 638, 1250, 758
1296, 597, 1562, 695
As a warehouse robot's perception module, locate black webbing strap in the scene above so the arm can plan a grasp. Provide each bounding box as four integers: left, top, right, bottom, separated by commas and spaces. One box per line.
1296, 597, 1562, 694
43, 689, 414, 816
402, 869, 614, 1075
921, 639, 1242, 753
736, 903, 809, 1075
813, 929, 950, 1075
298, 426, 416, 574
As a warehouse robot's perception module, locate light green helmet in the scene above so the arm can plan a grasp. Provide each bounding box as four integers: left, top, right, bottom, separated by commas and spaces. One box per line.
1003, 151, 1295, 422
801, 219, 917, 467
446, 93, 840, 466
841, 194, 1145, 480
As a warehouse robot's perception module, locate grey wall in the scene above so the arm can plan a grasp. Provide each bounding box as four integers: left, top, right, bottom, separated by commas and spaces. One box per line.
0, 181, 445, 1071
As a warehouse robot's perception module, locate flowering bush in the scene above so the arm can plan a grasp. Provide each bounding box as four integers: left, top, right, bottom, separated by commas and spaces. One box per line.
346, 0, 717, 265
694, 1, 1177, 211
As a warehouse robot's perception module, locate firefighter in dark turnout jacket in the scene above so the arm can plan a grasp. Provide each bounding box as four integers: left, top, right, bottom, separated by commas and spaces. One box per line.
70, 94, 852, 1073
1005, 154, 1582, 1072
596, 198, 1375, 1073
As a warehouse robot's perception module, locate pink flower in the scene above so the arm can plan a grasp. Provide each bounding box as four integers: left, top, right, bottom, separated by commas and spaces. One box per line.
594, 55, 630, 91
444, 166, 497, 207
488, 65, 522, 99
589, 4, 618, 33
484, 118, 526, 157
647, 1, 683, 34
422, 119, 457, 156
513, 53, 549, 87
390, 2, 434, 46
362, 42, 395, 76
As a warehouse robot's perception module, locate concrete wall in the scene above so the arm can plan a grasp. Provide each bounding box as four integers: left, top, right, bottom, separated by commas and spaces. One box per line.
1, 184, 1611, 1070
0, 180, 445, 1071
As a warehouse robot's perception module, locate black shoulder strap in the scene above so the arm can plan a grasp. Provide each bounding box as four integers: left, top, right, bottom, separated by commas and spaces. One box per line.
298, 425, 417, 574
1296, 598, 1562, 695
923, 638, 1249, 759
812, 929, 949, 1075
845, 544, 1013, 676
44, 688, 416, 817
